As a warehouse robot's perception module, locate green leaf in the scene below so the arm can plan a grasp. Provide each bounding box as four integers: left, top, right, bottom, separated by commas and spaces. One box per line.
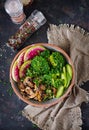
7, 87, 13, 96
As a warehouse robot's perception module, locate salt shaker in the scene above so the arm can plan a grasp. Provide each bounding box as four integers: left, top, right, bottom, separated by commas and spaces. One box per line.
4, 0, 26, 24
7, 10, 47, 50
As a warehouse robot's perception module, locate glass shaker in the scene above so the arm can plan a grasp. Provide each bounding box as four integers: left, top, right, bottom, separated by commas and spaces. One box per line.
4, 0, 26, 24
7, 10, 47, 50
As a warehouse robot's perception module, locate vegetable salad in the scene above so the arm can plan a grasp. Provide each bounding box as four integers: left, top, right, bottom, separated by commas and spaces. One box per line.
17, 47, 73, 101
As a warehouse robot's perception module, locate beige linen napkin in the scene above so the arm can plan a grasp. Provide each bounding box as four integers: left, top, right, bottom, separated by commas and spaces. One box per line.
22, 24, 89, 130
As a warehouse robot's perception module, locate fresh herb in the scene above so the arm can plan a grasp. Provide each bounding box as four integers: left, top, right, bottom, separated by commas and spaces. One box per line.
28, 56, 50, 76
7, 86, 13, 96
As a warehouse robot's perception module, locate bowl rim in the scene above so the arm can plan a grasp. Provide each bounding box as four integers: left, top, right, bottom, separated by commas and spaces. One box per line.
10, 43, 75, 107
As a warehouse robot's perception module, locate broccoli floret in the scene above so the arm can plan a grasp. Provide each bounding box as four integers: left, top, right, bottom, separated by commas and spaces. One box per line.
30, 56, 50, 76
41, 74, 52, 86
49, 51, 66, 71
51, 78, 64, 88
41, 72, 64, 88
33, 77, 42, 87
40, 49, 50, 59
50, 68, 60, 78
46, 89, 53, 99
26, 68, 33, 77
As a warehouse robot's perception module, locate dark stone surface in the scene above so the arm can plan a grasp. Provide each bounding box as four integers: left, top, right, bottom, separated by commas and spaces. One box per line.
0, 0, 89, 130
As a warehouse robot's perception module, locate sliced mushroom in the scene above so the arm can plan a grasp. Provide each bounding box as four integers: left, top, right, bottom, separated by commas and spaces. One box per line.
23, 77, 34, 88
25, 87, 34, 95
29, 93, 37, 99
18, 81, 25, 92
36, 90, 43, 102
22, 95, 30, 100
21, 91, 30, 99
25, 87, 31, 95
34, 84, 38, 90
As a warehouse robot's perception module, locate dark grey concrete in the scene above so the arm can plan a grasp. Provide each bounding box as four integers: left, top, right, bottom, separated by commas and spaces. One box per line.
0, 0, 89, 130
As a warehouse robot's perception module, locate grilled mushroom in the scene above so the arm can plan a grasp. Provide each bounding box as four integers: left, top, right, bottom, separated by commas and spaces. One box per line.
18, 81, 25, 92
23, 77, 34, 88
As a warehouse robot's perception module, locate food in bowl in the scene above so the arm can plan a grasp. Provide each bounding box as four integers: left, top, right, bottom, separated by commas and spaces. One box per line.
11, 44, 73, 102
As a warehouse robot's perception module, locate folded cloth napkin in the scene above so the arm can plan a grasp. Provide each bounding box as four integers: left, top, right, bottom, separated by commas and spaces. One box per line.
22, 24, 89, 130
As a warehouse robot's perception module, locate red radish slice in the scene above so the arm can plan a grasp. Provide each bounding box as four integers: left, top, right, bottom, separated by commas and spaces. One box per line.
12, 61, 19, 82
19, 60, 31, 78
24, 45, 45, 61
17, 51, 25, 68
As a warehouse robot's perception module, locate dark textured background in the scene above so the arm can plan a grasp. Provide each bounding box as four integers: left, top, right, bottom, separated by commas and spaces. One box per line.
0, 0, 89, 130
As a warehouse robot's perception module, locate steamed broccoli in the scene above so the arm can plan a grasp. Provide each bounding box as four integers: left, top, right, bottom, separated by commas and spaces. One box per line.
41, 74, 52, 86
41, 71, 64, 88
27, 56, 50, 76
51, 78, 64, 88
40, 49, 50, 59
50, 68, 60, 78
49, 51, 66, 71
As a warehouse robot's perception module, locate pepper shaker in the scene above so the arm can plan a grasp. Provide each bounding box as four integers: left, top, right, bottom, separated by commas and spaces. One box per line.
7, 10, 47, 50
